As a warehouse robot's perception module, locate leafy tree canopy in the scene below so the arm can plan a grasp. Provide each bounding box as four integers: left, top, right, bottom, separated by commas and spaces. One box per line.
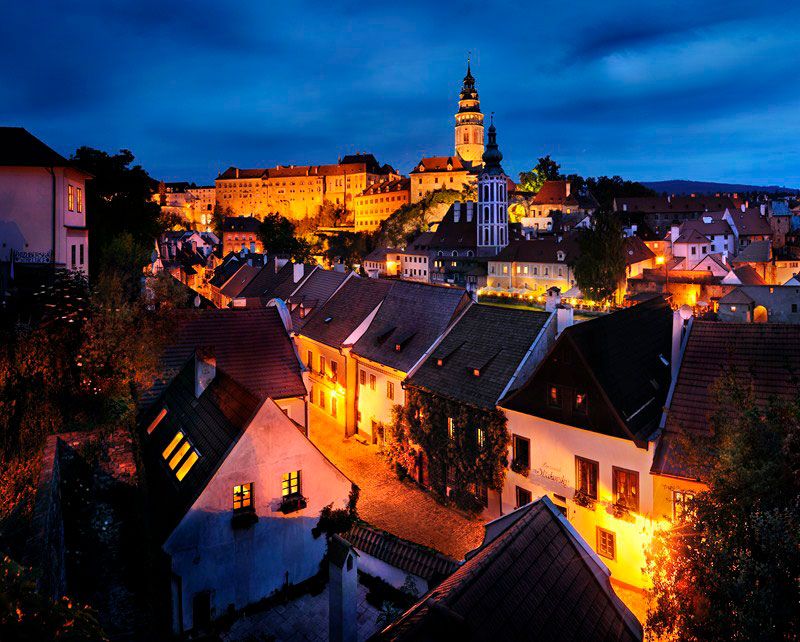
257, 213, 313, 263
572, 210, 626, 302
647, 372, 800, 641
377, 188, 466, 248
517, 155, 562, 193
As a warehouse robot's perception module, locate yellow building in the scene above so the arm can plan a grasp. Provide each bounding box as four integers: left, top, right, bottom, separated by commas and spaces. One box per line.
354, 177, 410, 231
409, 156, 475, 203
215, 154, 399, 220
487, 237, 580, 295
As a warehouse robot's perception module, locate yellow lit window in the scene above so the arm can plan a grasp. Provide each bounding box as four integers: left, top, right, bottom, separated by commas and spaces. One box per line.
162, 431, 184, 460
147, 408, 167, 435
67, 185, 75, 211
77, 187, 83, 213
447, 417, 455, 440
233, 483, 253, 511
176, 452, 198, 481
169, 440, 191, 470
282, 471, 301, 497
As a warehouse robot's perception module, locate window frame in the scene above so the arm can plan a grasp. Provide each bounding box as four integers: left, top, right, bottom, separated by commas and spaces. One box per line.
233, 482, 254, 513
575, 456, 599, 500
512, 434, 530, 468
596, 526, 616, 560
672, 489, 696, 521
282, 470, 301, 498
516, 486, 532, 509
548, 384, 561, 408
387, 381, 394, 401
612, 466, 639, 512
573, 391, 588, 414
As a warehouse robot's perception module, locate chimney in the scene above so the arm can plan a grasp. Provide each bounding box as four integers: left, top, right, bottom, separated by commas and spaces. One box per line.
671, 307, 691, 382
466, 201, 474, 222
565, 182, 571, 197
670, 224, 680, 244
545, 287, 561, 312
194, 347, 216, 398
741, 203, 746, 212
622, 203, 628, 212
293, 263, 305, 283
328, 535, 358, 642
556, 304, 574, 336
276, 257, 289, 271
759, 203, 766, 216
235, 168, 239, 179
453, 201, 461, 223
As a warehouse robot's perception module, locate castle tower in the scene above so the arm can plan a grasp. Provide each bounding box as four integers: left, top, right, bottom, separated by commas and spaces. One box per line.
476, 119, 509, 257
454, 60, 485, 166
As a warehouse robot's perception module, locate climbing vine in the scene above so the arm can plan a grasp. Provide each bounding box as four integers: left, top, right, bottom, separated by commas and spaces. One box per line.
390, 389, 509, 511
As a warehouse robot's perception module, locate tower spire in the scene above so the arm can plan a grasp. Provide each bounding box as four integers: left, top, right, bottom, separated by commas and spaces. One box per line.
455, 58, 484, 165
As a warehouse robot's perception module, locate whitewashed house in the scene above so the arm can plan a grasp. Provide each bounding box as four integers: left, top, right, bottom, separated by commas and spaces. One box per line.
141, 350, 353, 633
0, 127, 91, 274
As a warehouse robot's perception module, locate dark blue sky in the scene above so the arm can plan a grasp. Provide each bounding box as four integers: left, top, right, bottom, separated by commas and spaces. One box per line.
3, 1, 799, 186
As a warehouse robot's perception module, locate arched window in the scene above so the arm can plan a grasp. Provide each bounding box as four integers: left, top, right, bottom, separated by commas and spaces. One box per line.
463, 133, 469, 144
437, 251, 443, 257
484, 228, 489, 245
484, 206, 489, 223
483, 185, 489, 201
467, 250, 474, 257
452, 250, 458, 257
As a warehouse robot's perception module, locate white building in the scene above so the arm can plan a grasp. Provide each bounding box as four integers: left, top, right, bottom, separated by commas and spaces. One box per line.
476, 121, 509, 257
0, 127, 91, 274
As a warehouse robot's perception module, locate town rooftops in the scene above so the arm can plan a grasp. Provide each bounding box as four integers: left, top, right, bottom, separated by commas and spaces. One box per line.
491, 235, 581, 264
677, 217, 734, 237
624, 235, 656, 265
141, 358, 263, 540
236, 259, 312, 303
428, 205, 479, 251
529, 180, 599, 210
503, 297, 673, 441
407, 304, 551, 409
217, 155, 394, 181
363, 247, 400, 263
653, 321, 800, 481
286, 268, 350, 330
725, 206, 773, 237
731, 239, 772, 263
0, 127, 90, 173
221, 216, 261, 234
352, 281, 470, 373
344, 523, 458, 584
140, 308, 305, 407
217, 167, 267, 180
361, 177, 410, 196
299, 277, 392, 348
373, 497, 642, 642
410, 156, 469, 173
218, 264, 261, 300
614, 195, 739, 213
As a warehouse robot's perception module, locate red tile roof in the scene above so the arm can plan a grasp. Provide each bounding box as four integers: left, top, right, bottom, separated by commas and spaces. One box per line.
727, 207, 773, 237
624, 235, 656, 266
410, 156, 468, 173
360, 177, 410, 196
492, 236, 581, 264
615, 195, 740, 214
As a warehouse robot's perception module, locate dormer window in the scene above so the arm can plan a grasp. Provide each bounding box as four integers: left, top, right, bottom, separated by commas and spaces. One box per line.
419, 164, 425, 172
161, 431, 200, 481
437, 358, 444, 367
472, 368, 480, 377
324, 316, 333, 323
556, 250, 566, 262
146, 407, 167, 435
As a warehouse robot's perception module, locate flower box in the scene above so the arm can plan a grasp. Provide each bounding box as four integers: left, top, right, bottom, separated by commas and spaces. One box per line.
279, 494, 307, 514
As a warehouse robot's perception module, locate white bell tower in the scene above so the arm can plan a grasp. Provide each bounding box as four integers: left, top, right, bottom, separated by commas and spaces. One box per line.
476, 118, 509, 257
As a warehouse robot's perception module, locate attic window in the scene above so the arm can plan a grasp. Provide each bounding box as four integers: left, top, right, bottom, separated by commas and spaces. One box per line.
146, 408, 167, 435
472, 368, 480, 377
436, 358, 444, 367
659, 354, 669, 367
324, 316, 333, 323
162, 431, 200, 481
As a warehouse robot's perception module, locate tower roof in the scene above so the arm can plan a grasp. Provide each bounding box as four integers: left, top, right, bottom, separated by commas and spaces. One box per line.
459, 60, 479, 103
482, 120, 504, 175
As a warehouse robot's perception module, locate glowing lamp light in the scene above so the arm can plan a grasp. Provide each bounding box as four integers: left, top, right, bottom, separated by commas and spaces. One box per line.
655, 255, 665, 265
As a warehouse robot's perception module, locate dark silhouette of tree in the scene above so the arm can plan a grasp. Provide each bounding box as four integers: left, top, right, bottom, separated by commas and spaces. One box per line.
573, 210, 626, 302
258, 213, 312, 262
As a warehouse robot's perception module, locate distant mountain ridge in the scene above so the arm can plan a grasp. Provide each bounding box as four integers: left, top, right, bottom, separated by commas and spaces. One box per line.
641, 179, 799, 196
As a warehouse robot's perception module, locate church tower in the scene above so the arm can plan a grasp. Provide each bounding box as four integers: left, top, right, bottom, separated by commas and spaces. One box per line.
454, 60, 484, 166
476, 119, 509, 257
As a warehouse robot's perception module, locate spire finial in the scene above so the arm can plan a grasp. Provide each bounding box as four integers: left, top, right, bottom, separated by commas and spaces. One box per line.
467, 51, 471, 74
490, 111, 494, 126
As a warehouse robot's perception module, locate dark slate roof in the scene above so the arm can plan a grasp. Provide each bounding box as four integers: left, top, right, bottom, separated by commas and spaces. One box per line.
141, 360, 263, 541
237, 259, 294, 300
219, 264, 261, 299
0, 127, 81, 168
428, 205, 478, 251
344, 523, 458, 583
373, 497, 642, 642
209, 256, 244, 288
624, 235, 656, 266
731, 239, 771, 263
504, 297, 673, 440
287, 269, 349, 330
615, 195, 739, 214
352, 282, 469, 373
299, 277, 392, 348
407, 304, 551, 409
653, 321, 800, 480
140, 308, 305, 407
492, 236, 581, 264
222, 216, 261, 233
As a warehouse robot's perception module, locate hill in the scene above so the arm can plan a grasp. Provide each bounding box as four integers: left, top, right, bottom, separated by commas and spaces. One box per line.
641, 180, 799, 196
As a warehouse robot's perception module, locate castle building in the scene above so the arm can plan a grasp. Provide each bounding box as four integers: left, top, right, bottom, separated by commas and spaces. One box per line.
454, 61, 485, 165
353, 177, 410, 231
476, 121, 509, 256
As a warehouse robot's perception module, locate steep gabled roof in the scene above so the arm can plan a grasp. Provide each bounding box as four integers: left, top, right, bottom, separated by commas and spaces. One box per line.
140, 360, 263, 540
140, 308, 305, 407
728, 207, 773, 237
410, 156, 468, 173
624, 235, 656, 265
299, 277, 392, 348
218, 264, 260, 299
731, 240, 771, 263
286, 269, 349, 330
352, 282, 470, 373
374, 497, 642, 642
491, 236, 580, 264
407, 305, 551, 409
428, 205, 478, 251
504, 297, 673, 440
235, 259, 310, 302
653, 321, 800, 480
0, 127, 84, 169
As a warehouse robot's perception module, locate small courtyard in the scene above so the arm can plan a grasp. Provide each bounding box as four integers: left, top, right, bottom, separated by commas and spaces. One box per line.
308, 406, 485, 559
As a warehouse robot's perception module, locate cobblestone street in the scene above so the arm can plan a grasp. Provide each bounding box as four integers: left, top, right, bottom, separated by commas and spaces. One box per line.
308, 406, 485, 559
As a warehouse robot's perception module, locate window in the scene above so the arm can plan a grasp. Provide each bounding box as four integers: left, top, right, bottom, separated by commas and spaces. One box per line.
673, 490, 695, 520
387, 381, 394, 400
574, 391, 587, 414
575, 456, 599, 499
331, 396, 338, 418
330, 360, 338, 383
161, 431, 199, 481
319, 355, 326, 376
146, 408, 168, 435
612, 467, 639, 512
76, 187, 83, 213
513, 435, 530, 468
597, 527, 615, 559
447, 417, 455, 440
360, 369, 366, 386
319, 389, 325, 410
233, 483, 253, 512
71, 244, 76, 267
516, 486, 532, 508
282, 471, 301, 497
548, 385, 561, 408
306, 350, 313, 369
67, 185, 75, 211
369, 374, 376, 391
477, 427, 485, 449
79, 244, 84, 265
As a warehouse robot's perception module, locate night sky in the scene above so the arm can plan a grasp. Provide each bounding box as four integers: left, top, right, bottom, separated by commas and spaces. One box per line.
3, 1, 799, 186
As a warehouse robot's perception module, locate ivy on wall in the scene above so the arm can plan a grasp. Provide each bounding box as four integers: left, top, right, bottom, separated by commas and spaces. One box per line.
390, 389, 509, 511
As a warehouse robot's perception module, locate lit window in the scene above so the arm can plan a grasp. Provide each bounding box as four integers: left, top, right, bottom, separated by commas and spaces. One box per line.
162, 431, 184, 460
574, 392, 587, 414
387, 381, 394, 400
612, 467, 639, 512
673, 490, 695, 520
233, 483, 253, 512
176, 452, 198, 481
447, 417, 455, 440
67, 185, 75, 211
146, 408, 167, 435
76, 187, 83, 213
477, 427, 485, 449
282, 471, 301, 497
472, 368, 480, 377
548, 385, 560, 407
575, 456, 598, 499
597, 527, 615, 559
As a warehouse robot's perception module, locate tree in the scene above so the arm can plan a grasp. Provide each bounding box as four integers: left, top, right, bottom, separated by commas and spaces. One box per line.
573, 210, 626, 302
377, 189, 463, 248
71, 147, 165, 281
257, 213, 312, 262
584, 176, 655, 211
517, 155, 562, 193
646, 372, 800, 641
324, 232, 373, 270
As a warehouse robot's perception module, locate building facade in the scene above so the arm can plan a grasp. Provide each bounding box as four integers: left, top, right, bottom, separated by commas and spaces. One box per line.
353, 177, 410, 231
454, 61, 484, 166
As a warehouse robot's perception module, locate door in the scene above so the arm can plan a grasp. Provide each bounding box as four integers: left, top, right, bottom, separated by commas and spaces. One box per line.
417, 450, 429, 487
